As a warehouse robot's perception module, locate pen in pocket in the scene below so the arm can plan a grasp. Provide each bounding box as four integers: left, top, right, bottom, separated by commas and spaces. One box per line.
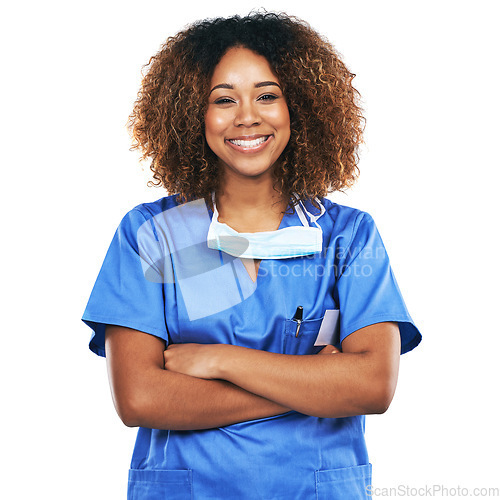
292, 306, 303, 337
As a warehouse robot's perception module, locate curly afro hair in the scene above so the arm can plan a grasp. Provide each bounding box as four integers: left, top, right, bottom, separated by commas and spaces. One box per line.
128, 12, 364, 207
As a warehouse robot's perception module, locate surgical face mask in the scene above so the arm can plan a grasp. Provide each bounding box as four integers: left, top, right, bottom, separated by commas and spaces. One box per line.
207, 194, 325, 260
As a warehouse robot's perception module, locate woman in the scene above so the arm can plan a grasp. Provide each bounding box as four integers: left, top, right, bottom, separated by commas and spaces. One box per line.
82, 12, 421, 499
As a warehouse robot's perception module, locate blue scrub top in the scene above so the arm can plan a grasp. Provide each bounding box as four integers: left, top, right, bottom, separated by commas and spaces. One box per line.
82, 194, 421, 499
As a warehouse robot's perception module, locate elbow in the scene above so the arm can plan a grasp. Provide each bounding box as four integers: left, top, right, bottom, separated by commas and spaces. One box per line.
119, 407, 141, 428
110, 368, 166, 428
366, 380, 397, 415
112, 392, 144, 428
368, 395, 392, 415
364, 355, 399, 414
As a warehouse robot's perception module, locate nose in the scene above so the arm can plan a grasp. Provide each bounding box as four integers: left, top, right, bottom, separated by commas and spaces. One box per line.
234, 99, 261, 127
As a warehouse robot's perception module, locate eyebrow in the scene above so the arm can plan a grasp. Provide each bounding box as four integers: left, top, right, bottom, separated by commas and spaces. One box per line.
209, 81, 281, 95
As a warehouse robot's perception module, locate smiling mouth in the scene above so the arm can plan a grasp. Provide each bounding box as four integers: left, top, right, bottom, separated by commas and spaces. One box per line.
227, 135, 271, 148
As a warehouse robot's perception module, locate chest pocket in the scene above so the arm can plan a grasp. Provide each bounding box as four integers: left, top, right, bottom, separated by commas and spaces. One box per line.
282, 317, 325, 355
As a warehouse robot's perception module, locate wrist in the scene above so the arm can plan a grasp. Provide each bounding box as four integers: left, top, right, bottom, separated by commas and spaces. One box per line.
212, 344, 238, 380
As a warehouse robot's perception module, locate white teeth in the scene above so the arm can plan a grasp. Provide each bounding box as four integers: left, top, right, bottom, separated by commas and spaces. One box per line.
228, 136, 268, 147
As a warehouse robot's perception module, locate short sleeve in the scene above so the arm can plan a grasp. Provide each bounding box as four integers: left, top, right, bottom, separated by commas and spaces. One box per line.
334, 212, 421, 354
82, 209, 168, 357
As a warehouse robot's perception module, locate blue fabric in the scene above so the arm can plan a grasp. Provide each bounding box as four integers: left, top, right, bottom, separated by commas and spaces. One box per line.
82, 194, 421, 499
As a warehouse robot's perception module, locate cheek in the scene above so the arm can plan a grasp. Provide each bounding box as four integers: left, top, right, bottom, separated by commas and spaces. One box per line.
282, 105, 291, 130
204, 110, 227, 140
204, 111, 215, 140
269, 104, 290, 132
275, 106, 291, 152
273, 105, 291, 142
204, 113, 216, 152
204, 111, 229, 157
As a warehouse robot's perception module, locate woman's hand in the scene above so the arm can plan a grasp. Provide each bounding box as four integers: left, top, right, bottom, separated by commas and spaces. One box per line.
164, 343, 228, 379
318, 345, 341, 355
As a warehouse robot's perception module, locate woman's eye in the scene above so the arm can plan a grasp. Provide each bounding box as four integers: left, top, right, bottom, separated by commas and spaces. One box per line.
214, 98, 234, 105
258, 94, 278, 102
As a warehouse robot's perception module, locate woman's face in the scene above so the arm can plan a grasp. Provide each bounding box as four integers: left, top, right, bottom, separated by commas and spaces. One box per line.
205, 47, 291, 182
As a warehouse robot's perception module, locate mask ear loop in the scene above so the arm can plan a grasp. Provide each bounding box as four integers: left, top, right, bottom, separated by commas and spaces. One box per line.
291, 193, 311, 228
296, 205, 310, 227
307, 197, 326, 227
295, 195, 326, 229
291, 193, 310, 227
211, 192, 220, 218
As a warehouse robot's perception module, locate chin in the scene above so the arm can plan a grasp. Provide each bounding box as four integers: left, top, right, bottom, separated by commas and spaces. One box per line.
237, 169, 272, 178
226, 163, 274, 179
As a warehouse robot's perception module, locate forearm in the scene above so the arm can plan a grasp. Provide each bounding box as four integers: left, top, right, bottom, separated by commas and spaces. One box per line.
215, 347, 385, 417
122, 366, 290, 431
105, 325, 289, 432
209, 323, 401, 417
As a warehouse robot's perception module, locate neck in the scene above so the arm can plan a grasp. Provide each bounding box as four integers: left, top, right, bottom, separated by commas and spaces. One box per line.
216, 171, 287, 216
214, 168, 290, 231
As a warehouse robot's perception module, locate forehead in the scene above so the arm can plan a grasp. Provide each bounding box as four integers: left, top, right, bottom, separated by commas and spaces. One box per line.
210, 47, 279, 87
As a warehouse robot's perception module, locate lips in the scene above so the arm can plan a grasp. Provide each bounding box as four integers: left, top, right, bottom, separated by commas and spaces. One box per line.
226, 134, 272, 152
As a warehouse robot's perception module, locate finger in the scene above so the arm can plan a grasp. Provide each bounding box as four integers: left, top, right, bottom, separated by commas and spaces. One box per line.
318, 345, 332, 354
319, 345, 340, 354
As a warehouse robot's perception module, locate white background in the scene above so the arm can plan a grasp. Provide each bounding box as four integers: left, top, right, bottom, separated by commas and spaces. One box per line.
1, 1, 499, 499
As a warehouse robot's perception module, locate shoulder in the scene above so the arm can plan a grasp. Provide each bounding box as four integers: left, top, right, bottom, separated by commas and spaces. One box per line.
115, 194, 182, 227
129, 193, 182, 220
117, 194, 213, 245
321, 197, 371, 221
108, 194, 182, 240
312, 197, 376, 238
315, 198, 390, 266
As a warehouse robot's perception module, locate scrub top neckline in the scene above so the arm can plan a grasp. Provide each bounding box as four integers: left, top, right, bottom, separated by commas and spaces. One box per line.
206, 197, 293, 232
205, 196, 308, 231
205, 197, 304, 285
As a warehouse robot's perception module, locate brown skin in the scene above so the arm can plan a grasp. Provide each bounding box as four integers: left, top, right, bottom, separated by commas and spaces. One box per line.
105, 325, 289, 430
105, 322, 399, 430
163, 323, 400, 418
205, 48, 291, 184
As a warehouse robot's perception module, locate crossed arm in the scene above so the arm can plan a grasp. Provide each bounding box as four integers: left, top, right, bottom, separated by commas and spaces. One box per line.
105, 321, 400, 431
